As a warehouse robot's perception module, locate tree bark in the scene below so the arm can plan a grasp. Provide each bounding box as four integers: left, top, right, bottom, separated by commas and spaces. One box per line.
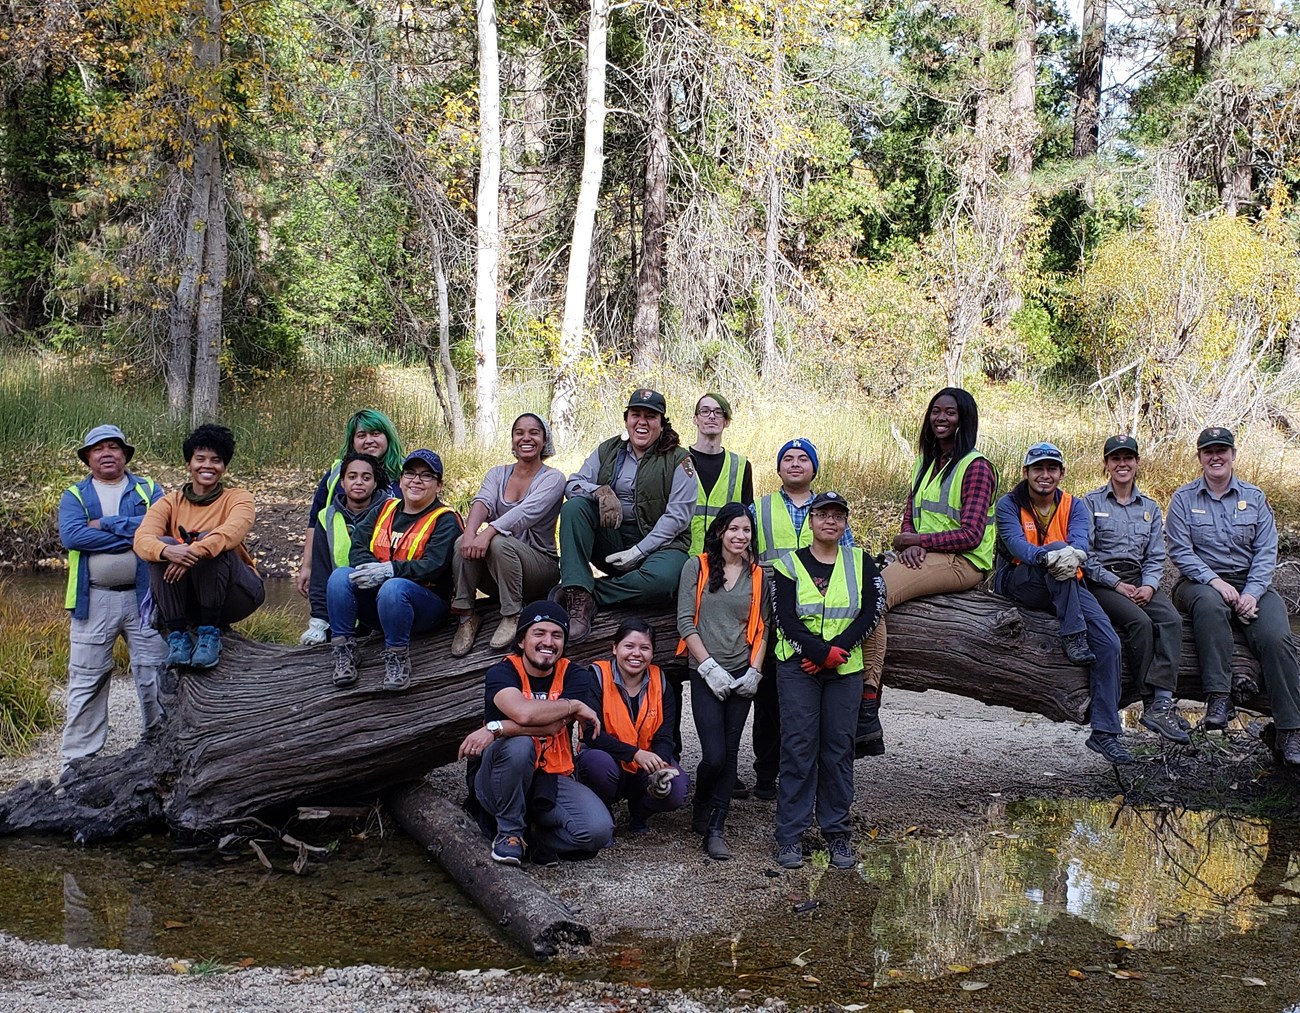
759, 9, 785, 374
474, 0, 502, 446
631, 11, 670, 372
432, 229, 467, 447
1073, 0, 1105, 158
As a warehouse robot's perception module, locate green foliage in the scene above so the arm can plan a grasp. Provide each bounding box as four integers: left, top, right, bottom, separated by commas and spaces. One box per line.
0, 580, 63, 756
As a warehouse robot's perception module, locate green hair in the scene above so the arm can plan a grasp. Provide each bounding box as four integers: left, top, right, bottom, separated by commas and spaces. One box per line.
341, 410, 405, 482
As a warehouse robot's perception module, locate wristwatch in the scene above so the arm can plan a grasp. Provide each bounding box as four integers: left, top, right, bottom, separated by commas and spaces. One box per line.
486, 720, 504, 739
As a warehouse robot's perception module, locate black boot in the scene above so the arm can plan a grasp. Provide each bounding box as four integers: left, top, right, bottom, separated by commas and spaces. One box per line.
691, 795, 710, 835
703, 808, 732, 861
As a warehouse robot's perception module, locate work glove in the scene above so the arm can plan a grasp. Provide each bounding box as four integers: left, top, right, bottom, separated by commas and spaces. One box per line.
298, 617, 330, 646
594, 485, 623, 528
1043, 547, 1086, 581
647, 767, 679, 799
823, 646, 850, 670
698, 657, 732, 700
349, 561, 395, 589
800, 657, 823, 675
731, 666, 762, 698
605, 545, 644, 571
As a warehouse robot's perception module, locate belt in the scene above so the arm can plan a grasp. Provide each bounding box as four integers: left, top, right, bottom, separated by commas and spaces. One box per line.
91, 583, 136, 592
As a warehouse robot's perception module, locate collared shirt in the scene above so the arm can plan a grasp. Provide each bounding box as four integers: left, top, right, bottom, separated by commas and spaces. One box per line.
1165, 474, 1277, 599
1082, 482, 1166, 589
750, 487, 855, 550
566, 442, 696, 556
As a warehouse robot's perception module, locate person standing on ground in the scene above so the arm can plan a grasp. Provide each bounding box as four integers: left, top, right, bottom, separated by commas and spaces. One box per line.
58, 425, 167, 780
687, 393, 753, 555
993, 442, 1131, 764
1083, 435, 1189, 745
1166, 427, 1300, 765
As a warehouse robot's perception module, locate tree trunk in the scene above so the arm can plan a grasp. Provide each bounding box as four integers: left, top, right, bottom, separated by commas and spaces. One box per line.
474, 0, 502, 446
190, 149, 226, 426
553, 0, 609, 446
1007, 0, 1036, 180
1073, 0, 1105, 158
631, 12, 670, 372
433, 230, 467, 447
759, 10, 784, 374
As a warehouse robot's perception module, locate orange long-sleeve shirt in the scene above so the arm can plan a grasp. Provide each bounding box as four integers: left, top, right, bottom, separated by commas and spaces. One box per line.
133, 487, 258, 571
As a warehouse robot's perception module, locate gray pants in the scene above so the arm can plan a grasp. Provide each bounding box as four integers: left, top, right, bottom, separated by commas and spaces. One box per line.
474, 735, 614, 856
775, 659, 858, 847
1173, 578, 1300, 728
63, 587, 167, 770
148, 550, 264, 631
449, 535, 560, 616
1088, 584, 1183, 696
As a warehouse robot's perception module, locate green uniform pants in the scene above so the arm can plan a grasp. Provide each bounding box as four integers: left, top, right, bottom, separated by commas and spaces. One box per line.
558, 497, 687, 608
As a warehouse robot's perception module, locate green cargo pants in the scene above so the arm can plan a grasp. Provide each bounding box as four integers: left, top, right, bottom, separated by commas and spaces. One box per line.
558, 497, 687, 608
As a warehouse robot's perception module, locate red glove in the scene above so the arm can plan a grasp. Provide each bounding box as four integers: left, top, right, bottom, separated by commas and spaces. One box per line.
824, 646, 850, 669
800, 657, 822, 674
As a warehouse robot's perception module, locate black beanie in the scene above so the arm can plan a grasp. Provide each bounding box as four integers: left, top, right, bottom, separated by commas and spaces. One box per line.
516, 600, 570, 640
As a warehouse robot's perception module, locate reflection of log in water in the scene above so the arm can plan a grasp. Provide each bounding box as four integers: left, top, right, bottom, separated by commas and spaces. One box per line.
1253, 824, 1300, 902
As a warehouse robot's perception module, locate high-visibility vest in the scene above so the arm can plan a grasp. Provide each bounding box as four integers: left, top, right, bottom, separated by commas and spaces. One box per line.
689, 451, 747, 554
753, 493, 814, 564
675, 554, 765, 667
1013, 491, 1081, 580
910, 451, 996, 573
590, 659, 664, 773
64, 478, 156, 609
368, 499, 458, 563
773, 546, 868, 674
319, 494, 385, 570
506, 655, 575, 776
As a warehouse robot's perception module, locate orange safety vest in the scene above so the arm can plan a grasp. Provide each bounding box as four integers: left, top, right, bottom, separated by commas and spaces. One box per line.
590, 659, 664, 773
675, 554, 766, 667
506, 654, 575, 776
368, 499, 459, 563
1015, 491, 1082, 580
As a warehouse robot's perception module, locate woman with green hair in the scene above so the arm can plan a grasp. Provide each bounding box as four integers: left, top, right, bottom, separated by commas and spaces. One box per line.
296, 409, 405, 644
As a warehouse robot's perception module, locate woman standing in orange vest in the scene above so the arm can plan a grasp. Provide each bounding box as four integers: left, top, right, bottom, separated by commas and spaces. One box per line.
576, 619, 689, 833
327, 449, 463, 692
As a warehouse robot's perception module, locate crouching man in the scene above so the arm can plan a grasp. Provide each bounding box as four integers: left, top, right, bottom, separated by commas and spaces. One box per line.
458, 601, 615, 865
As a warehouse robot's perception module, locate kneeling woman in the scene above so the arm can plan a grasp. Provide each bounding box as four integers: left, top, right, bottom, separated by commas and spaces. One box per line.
327, 450, 463, 692
134, 424, 265, 670
576, 619, 689, 832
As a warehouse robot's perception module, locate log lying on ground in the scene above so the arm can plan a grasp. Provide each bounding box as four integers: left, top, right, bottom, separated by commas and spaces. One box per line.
0, 589, 1280, 841
389, 785, 589, 959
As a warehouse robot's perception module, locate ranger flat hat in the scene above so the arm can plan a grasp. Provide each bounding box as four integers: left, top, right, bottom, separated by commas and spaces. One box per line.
1196, 426, 1235, 449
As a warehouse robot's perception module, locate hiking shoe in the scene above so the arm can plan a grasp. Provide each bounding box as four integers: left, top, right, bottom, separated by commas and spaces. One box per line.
450, 614, 483, 658
332, 639, 359, 688
381, 648, 412, 692
826, 834, 857, 870
775, 842, 804, 869
491, 833, 525, 865
564, 586, 598, 643
1277, 728, 1300, 767
489, 614, 519, 650
732, 778, 751, 800
1140, 699, 1191, 744
190, 626, 222, 669
704, 830, 733, 861
1061, 631, 1096, 666
753, 779, 778, 801
529, 843, 560, 868
165, 631, 194, 668
626, 813, 650, 835
1204, 693, 1237, 731
854, 699, 886, 757
1085, 731, 1134, 765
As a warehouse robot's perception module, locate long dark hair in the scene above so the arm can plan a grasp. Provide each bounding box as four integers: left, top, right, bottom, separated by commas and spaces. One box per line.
703, 502, 755, 593
654, 415, 682, 453
912, 387, 979, 497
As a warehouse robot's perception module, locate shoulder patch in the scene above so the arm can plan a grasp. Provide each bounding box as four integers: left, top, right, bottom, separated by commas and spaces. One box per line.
680, 456, 695, 478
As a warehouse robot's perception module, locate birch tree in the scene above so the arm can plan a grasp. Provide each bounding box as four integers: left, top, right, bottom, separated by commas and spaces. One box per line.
475, 0, 502, 444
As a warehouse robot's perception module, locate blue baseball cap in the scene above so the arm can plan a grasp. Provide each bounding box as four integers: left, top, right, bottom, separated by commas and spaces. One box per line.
401, 449, 444, 478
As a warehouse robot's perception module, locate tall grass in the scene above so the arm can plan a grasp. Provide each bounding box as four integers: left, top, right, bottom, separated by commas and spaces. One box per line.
0, 580, 63, 755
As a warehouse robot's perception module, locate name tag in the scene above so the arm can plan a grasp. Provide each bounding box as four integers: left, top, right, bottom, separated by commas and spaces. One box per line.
1191, 508, 1207, 515
1093, 511, 1109, 518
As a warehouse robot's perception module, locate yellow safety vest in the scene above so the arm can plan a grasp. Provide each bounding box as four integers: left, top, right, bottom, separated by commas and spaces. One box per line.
910, 451, 996, 573
773, 546, 867, 674
753, 493, 814, 564
64, 479, 156, 609
689, 451, 747, 555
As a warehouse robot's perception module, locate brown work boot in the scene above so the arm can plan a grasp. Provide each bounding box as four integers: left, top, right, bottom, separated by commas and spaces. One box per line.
565, 587, 598, 643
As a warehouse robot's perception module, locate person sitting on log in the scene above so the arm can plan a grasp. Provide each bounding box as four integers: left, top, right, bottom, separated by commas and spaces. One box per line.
1083, 435, 1189, 745
449, 413, 565, 657
1166, 427, 1300, 765
747, 438, 855, 802
133, 424, 265, 672
676, 502, 768, 860
296, 409, 405, 646
771, 491, 884, 871
575, 618, 689, 834
555, 388, 695, 643
59, 424, 167, 782
305, 452, 389, 644
858, 387, 996, 759
457, 601, 614, 866
993, 442, 1131, 765
327, 449, 463, 692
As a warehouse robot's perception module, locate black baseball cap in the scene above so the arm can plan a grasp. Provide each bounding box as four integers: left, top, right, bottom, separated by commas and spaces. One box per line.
1197, 427, 1235, 450
625, 388, 667, 415
516, 600, 569, 639
808, 491, 850, 515
1102, 435, 1140, 458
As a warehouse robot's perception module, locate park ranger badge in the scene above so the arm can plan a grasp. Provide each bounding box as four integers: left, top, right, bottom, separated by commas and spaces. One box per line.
1143, 511, 1151, 522
681, 456, 695, 478
1239, 500, 1249, 510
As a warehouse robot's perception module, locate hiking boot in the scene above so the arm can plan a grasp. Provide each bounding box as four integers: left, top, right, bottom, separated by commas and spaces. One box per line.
190, 626, 222, 669
165, 631, 194, 668
1204, 693, 1237, 731
691, 797, 710, 835
528, 843, 560, 868
732, 778, 751, 800
450, 614, 483, 658
491, 833, 525, 865
381, 648, 412, 692
1061, 631, 1096, 666
1140, 698, 1191, 745
489, 614, 519, 650
753, 779, 778, 801
775, 842, 804, 869
826, 834, 857, 870
1085, 731, 1134, 765
854, 699, 886, 758
703, 809, 731, 861
564, 586, 598, 643
1276, 728, 1300, 767
332, 638, 359, 688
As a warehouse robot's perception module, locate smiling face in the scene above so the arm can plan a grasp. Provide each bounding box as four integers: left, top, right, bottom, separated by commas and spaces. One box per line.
520, 621, 565, 673
1024, 461, 1064, 497
613, 630, 654, 678
352, 428, 388, 459
625, 407, 663, 453
399, 464, 441, 511
1198, 444, 1236, 485
85, 440, 128, 483
694, 396, 729, 439
1104, 450, 1139, 487
927, 394, 960, 446
187, 447, 228, 496
720, 514, 753, 556
778, 449, 814, 492
810, 506, 848, 545
512, 416, 546, 462
341, 461, 378, 508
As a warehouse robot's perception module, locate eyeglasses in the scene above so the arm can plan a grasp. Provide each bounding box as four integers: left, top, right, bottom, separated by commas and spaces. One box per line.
1024, 445, 1062, 463
696, 407, 726, 419
810, 510, 847, 521
401, 470, 439, 483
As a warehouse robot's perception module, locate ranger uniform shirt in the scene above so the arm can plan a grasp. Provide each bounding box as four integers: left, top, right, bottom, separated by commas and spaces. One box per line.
1082, 483, 1167, 590
1165, 475, 1277, 600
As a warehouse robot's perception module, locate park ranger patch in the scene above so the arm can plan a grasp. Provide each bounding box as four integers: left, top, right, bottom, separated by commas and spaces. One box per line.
680, 456, 696, 478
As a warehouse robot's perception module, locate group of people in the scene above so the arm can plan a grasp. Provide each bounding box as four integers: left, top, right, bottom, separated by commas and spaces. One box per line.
57, 386, 1300, 870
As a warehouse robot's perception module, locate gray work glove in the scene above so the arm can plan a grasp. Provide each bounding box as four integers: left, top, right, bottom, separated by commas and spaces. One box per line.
1043, 547, 1086, 582
731, 666, 762, 698
698, 657, 732, 700
647, 767, 679, 799
605, 545, 644, 571
299, 617, 330, 646
594, 485, 623, 528
349, 561, 395, 589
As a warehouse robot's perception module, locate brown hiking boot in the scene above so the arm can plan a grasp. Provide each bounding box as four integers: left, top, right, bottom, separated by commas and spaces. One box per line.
565, 586, 597, 643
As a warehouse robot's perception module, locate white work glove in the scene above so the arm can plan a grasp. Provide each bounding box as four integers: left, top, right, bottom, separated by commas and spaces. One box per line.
605, 545, 644, 571
698, 657, 732, 700
594, 485, 623, 528
647, 767, 679, 799
1043, 547, 1086, 581
299, 617, 329, 646
349, 561, 395, 589
731, 666, 762, 698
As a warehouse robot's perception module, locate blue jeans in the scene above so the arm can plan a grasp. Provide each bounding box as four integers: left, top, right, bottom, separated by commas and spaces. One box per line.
326, 568, 449, 649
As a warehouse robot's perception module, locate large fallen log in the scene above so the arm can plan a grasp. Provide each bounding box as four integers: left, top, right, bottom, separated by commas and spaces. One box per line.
0, 589, 1281, 841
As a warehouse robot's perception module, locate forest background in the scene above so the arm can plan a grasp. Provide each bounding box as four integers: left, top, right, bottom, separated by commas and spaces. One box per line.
6, 0, 1300, 545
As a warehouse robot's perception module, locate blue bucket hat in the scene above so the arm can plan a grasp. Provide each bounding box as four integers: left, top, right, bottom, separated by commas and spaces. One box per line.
78, 424, 135, 465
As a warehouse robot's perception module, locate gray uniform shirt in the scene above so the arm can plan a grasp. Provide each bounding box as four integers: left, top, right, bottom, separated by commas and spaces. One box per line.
1165, 474, 1277, 600
1082, 483, 1167, 589
566, 442, 696, 556
471, 463, 565, 556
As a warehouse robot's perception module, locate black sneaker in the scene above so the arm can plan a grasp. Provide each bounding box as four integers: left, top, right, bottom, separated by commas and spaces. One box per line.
732, 779, 752, 800
1062, 631, 1096, 666
491, 833, 525, 865
1204, 693, 1237, 731
1085, 731, 1134, 765
752, 779, 778, 801
1277, 729, 1300, 767
854, 700, 885, 758
826, 834, 856, 870
1139, 699, 1191, 744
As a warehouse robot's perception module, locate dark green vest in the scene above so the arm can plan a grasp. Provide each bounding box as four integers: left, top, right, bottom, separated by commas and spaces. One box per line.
596, 436, 690, 553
